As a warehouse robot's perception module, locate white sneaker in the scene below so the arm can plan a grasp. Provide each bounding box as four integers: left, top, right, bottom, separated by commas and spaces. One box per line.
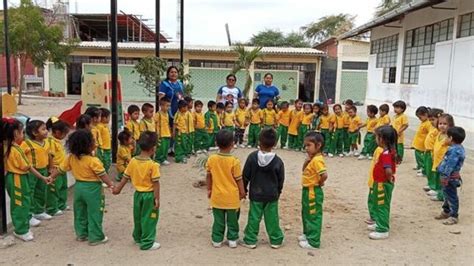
297, 234, 307, 242
353, 151, 360, 157
13, 230, 34, 242
29, 217, 41, 227
367, 224, 377, 231
426, 190, 437, 196
239, 241, 256, 249
338, 154, 344, 158
53, 210, 64, 216
209, 147, 219, 151
270, 244, 281, 249
416, 169, 422, 173
369, 231, 389, 240
89, 236, 109, 246
430, 196, 442, 201
344, 152, 351, 156
328, 153, 334, 158
196, 150, 203, 154
239, 144, 246, 148
102, 183, 109, 188
246, 145, 252, 148
228, 240, 237, 248
162, 160, 171, 166
413, 167, 420, 170
298, 240, 318, 249
368, 156, 373, 160
416, 172, 424, 177
212, 241, 223, 248
358, 155, 366, 160
33, 212, 52, 220
182, 159, 188, 164
423, 186, 430, 192
148, 242, 161, 250
65, 205, 71, 211
233, 145, 237, 149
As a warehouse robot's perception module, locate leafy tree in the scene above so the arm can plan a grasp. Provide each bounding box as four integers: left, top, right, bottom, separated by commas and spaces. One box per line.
284, 32, 311, 47
178, 62, 194, 96
231, 45, 263, 98
0, 0, 77, 104
132, 56, 167, 96
374, 0, 402, 17
302, 14, 356, 44
248, 29, 310, 47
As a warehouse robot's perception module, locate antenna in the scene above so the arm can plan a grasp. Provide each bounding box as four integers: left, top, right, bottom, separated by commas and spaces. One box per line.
225, 23, 232, 46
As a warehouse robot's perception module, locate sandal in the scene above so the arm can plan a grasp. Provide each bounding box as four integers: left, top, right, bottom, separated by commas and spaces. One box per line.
434, 212, 450, 220
443, 217, 458, 225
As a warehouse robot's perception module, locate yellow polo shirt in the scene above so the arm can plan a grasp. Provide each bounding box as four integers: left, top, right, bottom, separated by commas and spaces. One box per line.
248, 109, 263, 125
366, 117, 378, 133
262, 109, 277, 126
174, 111, 189, 134
5, 144, 31, 174
187, 111, 195, 133
206, 153, 242, 209
116, 144, 133, 173
424, 126, 439, 151
368, 147, 383, 188
330, 114, 345, 129
377, 115, 391, 128
348, 115, 362, 133
90, 125, 103, 148
154, 111, 171, 138
20, 139, 50, 169
301, 155, 327, 187
98, 123, 111, 150
343, 112, 350, 128
222, 111, 236, 127
125, 120, 141, 140
319, 114, 331, 130
277, 110, 291, 127
48, 136, 65, 167
432, 133, 449, 171
301, 113, 314, 126
288, 109, 303, 135
412, 120, 431, 151
123, 157, 160, 192
194, 112, 206, 130
140, 118, 156, 133
392, 114, 409, 144
59, 155, 106, 182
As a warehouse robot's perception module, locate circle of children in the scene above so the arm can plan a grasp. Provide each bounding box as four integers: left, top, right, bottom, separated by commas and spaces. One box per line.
2, 94, 466, 251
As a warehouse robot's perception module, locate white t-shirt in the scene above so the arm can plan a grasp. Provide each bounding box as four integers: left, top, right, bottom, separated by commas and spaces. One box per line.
217, 86, 242, 106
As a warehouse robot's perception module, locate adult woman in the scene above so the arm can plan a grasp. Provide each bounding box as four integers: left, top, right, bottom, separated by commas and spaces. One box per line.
158, 66, 184, 118
216, 74, 243, 106
255, 73, 280, 109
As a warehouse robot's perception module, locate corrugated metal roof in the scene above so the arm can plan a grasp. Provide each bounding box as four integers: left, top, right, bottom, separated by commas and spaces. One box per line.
77, 41, 325, 56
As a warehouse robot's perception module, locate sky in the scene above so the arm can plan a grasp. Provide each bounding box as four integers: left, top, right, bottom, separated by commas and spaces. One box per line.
10, 0, 380, 45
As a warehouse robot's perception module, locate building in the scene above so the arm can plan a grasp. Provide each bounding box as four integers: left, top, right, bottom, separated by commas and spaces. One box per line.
315, 37, 370, 104
339, 0, 474, 145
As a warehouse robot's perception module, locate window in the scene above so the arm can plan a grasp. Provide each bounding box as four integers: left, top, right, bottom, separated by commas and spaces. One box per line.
370, 34, 398, 83
189, 60, 235, 69
402, 18, 454, 84
459, 12, 474, 38
341, 61, 368, 70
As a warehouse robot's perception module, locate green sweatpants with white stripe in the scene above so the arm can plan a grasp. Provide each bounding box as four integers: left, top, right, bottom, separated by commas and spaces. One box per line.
6, 172, 31, 235
46, 172, 68, 215
277, 125, 288, 148
301, 186, 324, 248
29, 168, 48, 215
212, 208, 240, 243
243, 201, 284, 245
133, 191, 160, 250
74, 181, 106, 244
414, 149, 425, 174
372, 181, 394, 233
248, 124, 261, 148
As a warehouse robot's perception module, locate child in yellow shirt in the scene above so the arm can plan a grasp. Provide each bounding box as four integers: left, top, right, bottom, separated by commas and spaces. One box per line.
359, 105, 379, 160
391, 100, 409, 162
412, 106, 431, 177
140, 103, 156, 133
222, 101, 236, 132
205, 101, 219, 151
347, 106, 363, 156
342, 99, 354, 155
423, 108, 443, 193
319, 104, 332, 155
377, 104, 391, 128
193, 100, 208, 153
288, 99, 303, 150
235, 98, 249, 148
329, 104, 345, 157
277, 101, 290, 149
84, 107, 102, 155
174, 100, 190, 164
247, 99, 263, 148
125, 105, 141, 155
155, 98, 172, 165
262, 99, 278, 129
298, 103, 315, 151
216, 102, 225, 130
98, 108, 112, 173
185, 96, 195, 156
116, 130, 133, 181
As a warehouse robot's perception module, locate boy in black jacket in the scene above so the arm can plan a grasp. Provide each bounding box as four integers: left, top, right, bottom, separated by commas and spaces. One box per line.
241, 128, 285, 249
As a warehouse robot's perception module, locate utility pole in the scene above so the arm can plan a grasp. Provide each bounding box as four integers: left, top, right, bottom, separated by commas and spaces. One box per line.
110, 0, 118, 163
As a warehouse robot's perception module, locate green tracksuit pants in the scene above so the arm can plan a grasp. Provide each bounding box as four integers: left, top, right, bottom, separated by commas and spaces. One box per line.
243, 201, 284, 245
133, 191, 160, 250
301, 186, 324, 248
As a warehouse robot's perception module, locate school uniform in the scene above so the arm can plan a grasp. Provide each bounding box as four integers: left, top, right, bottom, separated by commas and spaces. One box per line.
116, 144, 133, 181
424, 126, 439, 190
193, 111, 207, 151
298, 113, 314, 150
123, 157, 161, 250
90, 125, 102, 155
262, 108, 277, 129
46, 136, 68, 214
348, 115, 362, 148
205, 110, 219, 149
59, 155, 107, 244
125, 119, 141, 155
248, 109, 263, 148
206, 153, 243, 243
412, 120, 431, 174
342, 112, 351, 153
367, 147, 383, 221
376, 114, 391, 128
186, 111, 195, 155
329, 114, 345, 155
235, 107, 248, 145
174, 111, 190, 163
288, 109, 303, 150
222, 111, 236, 132
432, 133, 449, 201
97, 123, 112, 173
155, 111, 171, 163
392, 113, 409, 161
361, 117, 378, 157
139, 118, 156, 133
277, 109, 290, 148
319, 114, 332, 154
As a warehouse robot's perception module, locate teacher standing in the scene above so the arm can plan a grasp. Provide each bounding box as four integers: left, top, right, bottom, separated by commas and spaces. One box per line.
216, 74, 243, 107
158, 66, 184, 119
255, 73, 280, 109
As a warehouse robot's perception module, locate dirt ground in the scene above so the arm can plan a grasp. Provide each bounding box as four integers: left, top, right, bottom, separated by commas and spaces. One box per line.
1, 96, 473, 265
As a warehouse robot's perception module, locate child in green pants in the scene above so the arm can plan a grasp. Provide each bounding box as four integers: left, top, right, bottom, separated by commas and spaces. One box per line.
205, 101, 219, 151
174, 100, 191, 163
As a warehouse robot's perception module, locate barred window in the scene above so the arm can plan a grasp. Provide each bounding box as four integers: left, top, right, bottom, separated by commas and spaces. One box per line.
459, 12, 474, 38
402, 18, 454, 84
341, 61, 368, 70
370, 34, 398, 83
189, 60, 235, 69
383, 67, 396, 83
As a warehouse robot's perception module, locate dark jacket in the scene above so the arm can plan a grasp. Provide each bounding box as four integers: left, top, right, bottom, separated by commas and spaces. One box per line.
243, 151, 285, 202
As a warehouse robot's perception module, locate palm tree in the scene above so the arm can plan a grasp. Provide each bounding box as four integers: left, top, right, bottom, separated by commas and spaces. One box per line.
302, 14, 356, 44
375, 0, 403, 17
231, 44, 263, 98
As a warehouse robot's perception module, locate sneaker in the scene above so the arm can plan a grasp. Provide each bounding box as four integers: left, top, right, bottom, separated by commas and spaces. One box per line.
209, 147, 219, 151
76, 236, 88, 242
358, 155, 366, 160
161, 160, 171, 166
239, 240, 256, 249
64, 205, 71, 211
367, 156, 373, 160
434, 211, 450, 220
239, 144, 246, 148
298, 240, 318, 249
297, 234, 307, 242
228, 240, 237, 248
29, 217, 41, 227
416, 172, 424, 177
345, 152, 352, 156
365, 218, 375, 225
338, 154, 344, 158
148, 242, 161, 250
367, 224, 377, 231
233, 145, 237, 149
212, 241, 223, 248
182, 158, 188, 164
328, 153, 334, 158
89, 236, 109, 246
442, 217, 458, 225
270, 244, 281, 249
430, 196, 442, 201
417, 169, 422, 173
196, 150, 203, 154
33, 212, 52, 220
13, 231, 34, 242
353, 151, 360, 157
102, 183, 109, 188
246, 145, 252, 148
426, 190, 438, 196
368, 231, 389, 240
53, 210, 64, 216
423, 186, 431, 192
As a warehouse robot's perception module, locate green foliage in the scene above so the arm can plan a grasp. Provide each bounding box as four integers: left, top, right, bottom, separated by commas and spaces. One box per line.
301, 13, 356, 44
178, 61, 194, 97
231, 44, 263, 98
0, 0, 78, 104
249, 29, 310, 48
374, 0, 402, 17
132, 56, 167, 96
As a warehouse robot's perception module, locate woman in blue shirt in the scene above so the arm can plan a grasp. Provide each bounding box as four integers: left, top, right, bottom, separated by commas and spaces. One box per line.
255, 73, 280, 109
158, 66, 184, 118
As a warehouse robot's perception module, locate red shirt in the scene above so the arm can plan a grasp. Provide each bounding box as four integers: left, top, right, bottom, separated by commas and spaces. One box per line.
373, 149, 396, 183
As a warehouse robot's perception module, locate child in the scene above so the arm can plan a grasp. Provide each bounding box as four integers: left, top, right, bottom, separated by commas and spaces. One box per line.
288, 99, 303, 150
391, 100, 409, 162
193, 100, 208, 153
46, 117, 71, 216
298, 132, 328, 249
434, 126, 465, 225
76, 114, 92, 130
21, 120, 53, 221
377, 104, 391, 128
342, 99, 354, 156
430, 114, 454, 201
277, 101, 290, 149
358, 105, 378, 160
262, 99, 278, 129
53, 129, 115, 245
140, 103, 156, 133
205, 101, 219, 151
125, 104, 141, 142
347, 105, 362, 156
367, 125, 397, 240
235, 98, 249, 148
84, 107, 102, 154
185, 96, 195, 156
116, 130, 133, 181
423, 108, 443, 193
98, 108, 112, 173
411, 106, 430, 177
113, 131, 162, 250
311, 103, 321, 131
3, 118, 50, 241
298, 103, 315, 151
155, 97, 172, 165
329, 104, 345, 157
319, 104, 331, 156
241, 128, 285, 249
206, 130, 245, 248
247, 99, 263, 148
174, 100, 190, 163
222, 101, 236, 133
216, 102, 225, 130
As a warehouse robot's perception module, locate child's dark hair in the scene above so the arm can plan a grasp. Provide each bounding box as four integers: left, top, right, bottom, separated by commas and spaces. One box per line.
333, 104, 342, 111
367, 105, 378, 115
208, 100, 217, 109
225, 101, 234, 108
84, 106, 101, 119
303, 103, 312, 111
266, 99, 275, 106
252, 98, 260, 105
447, 126, 465, 144
348, 105, 357, 112
100, 108, 111, 118
1, 118, 23, 157
160, 97, 171, 105
26, 120, 46, 140
66, 129, 95, 157
46, 118, 70, 135
375, 125, 398, 162
439, 113, 455, 127
238, 98, 248, 106
127, 104, 140, 115
184, 96, 193, 104
393, 100, 407, 111
178, 100, 188, 109
76, 114, 91, 129
216, 102, 225, 110
415, 106, 429, 116
344, 99, 354, 106
379, 104, 389, 114
137, 131, 158, 151
215, 129, 234, 149
141, 103, 154, 113
280, 101, 289, 108
195, 100, 203, 108
428, 108, 443, 118
294, 99, 303, 104
118, 130, 132, 145
321, 104, 329, 112
259, 128, 277, 148
304, 131, 325, 150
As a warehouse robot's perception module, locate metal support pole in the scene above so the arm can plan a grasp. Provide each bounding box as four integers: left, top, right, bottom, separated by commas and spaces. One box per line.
179, 0, 184, 63
3, 0, 12, 95
155, 0, 160, 109
110, 0, 118, 163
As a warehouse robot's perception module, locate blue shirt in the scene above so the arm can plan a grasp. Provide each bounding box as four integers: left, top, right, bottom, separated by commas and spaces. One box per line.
255, 84, 279, 109
159, 80, 184, 117
437, 144, 465, 178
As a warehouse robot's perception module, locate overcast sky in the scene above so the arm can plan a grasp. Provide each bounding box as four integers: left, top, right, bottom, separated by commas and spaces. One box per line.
11, 0, 380, 45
